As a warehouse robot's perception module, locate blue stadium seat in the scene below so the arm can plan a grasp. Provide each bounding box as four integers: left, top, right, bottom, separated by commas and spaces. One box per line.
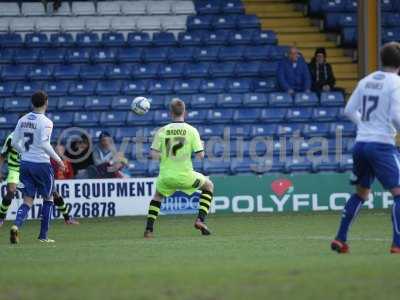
345, 0, 357, 12
253, 78, 278, 93
244, 46, 270, 61
153, 110, 171, 125
0, 33, 23, 47
213, 15, 237, 30
66, 49, 92, 63
144, 47, 168, 63
322, 0, 345, 12
0, 113, 19, 129
312, 107, 339, 122
195, 46, 220, 62
76, 32, 100, 47
260, 108, 287, 123
227, 79, 251, 93
14, 49, 40, 64
96, 80, 121, 95
115, 127, 143, 143
128, 161, 149, 177
111, 96, 132, 110
207, 108, 234, 123
294, 92, 319, 107
341, 27, 357, 47
228, 125, 251, 138
236, 14, 261, 29
148, 79, 174, 95
85, 96, 111, 110
270, 46, 287, 60
159, 63, 185, 78
269, 93, 293, 107
25, 32, 49, 48
243, 93, 268, 107
192, 94, 218, 108
186, 109, 208, 124
168, 47, 195, 63
339, 14, 357, 28
285, 156, 313, 173
259, 62, 278, 77
148, 95, 165, 109
287, 108, 313, 122
382, 28, 400, 43
178, 32, 202, 46
80, 64, 106, 79
40, 48, 65, 63
324, 13, 341, 31
278, 123, 304, 136
100, 111, 127, 126
381, 0, 394, 11
184, 63, 209, 78
127, 111, 154, 126
198, 125, 225, 138
101, 32, 125, 47
117, 48, 143, 63
3, 98, 30, 112
217, 94, 242, 108
235, 62, 260, 77
106, 64, 132, 79
173, 79, 201, 94
233, 108, 260, 123
73, 111, 100, 127
202, 30, 229, 46
47, 112, 74, 127
127, 32, 152, 47
209, 62, 236, 77
200, 79, 226, 93
320, 92, 345, 106
0, 82, 16, 97
331, 122, 356, 137
203, 160, 231, 175
43, 81, 69, 96
58, 96, 85, 111
222, 0, 244, 14
15, 82, 42, 96
195, 0, 220, 14
0, 50, 14, 64
53, 64, 80, 80
252, 30, 278, 45
121, 80, 147, 95
152, 32, 177, 47
303, 123, 331, 138
68, 81, 96, 96
250, 124, 277, 137
227, 30, 254, 45
314, 155, 340, 172
92, 48, 118, 63
187, 15, 213, 30
132, 63, 159, 79
1, 65, 27, 81
28, 65, 53, 80
50, 33, 74, 47
219, 46, 244, 61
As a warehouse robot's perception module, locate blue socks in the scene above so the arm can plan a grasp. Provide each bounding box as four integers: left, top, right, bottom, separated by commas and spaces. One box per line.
14, 203, 31, 228
391, 196, 400, 247
336, 194, 364, 242
39, 201, 53, 240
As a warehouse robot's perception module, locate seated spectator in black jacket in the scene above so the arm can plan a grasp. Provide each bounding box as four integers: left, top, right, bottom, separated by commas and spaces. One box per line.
308, 48, 336, 92
64, 134, 94, 179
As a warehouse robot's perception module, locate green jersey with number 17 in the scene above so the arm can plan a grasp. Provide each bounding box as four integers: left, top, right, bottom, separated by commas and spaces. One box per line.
151, 122, 204, 177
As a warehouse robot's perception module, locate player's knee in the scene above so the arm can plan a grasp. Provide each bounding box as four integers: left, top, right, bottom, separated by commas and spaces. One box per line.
7, 184, 17, 193
202, 179, 214, 193
356, 185, 370, 201
390, 187, 400, 198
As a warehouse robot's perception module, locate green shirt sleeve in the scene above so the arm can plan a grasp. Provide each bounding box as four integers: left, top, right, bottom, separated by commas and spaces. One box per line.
1, 135, 11, 157
151, 128, 162, 152
192, 128, 204, 153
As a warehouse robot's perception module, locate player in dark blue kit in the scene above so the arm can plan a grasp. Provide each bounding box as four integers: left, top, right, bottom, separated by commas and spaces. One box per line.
331, 42, 400, 254
10, 91, 65, 244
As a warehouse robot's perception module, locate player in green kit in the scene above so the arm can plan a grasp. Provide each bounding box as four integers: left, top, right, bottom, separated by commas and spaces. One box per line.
144, 98, 214, 238
0, 132, 78, 227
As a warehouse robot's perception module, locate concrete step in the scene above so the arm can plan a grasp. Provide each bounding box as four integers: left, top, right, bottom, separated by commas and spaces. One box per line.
275, 26, 320, 33
337, 80, 357, 92
246, 11, 303, 18
262, 18, 310, 27
246, 3, 295, 12
335, 72, 358, 80
278, 33, 327, 43
244, 0, 290, 3
332, 63, 358, 73
299, 48, 345, 57
286, 41, 337, 48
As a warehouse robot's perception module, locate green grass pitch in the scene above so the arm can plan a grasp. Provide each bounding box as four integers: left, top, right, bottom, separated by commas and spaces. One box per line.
0, 210, 398, 300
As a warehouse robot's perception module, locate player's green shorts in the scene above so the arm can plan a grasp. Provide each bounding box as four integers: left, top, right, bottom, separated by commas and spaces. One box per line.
156, 171, 206, 197
6, 169, 20, 184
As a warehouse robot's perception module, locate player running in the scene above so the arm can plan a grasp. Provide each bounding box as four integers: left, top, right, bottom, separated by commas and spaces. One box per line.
144, 98, 214, 238
0, 132, 79, 227
331, 42, 400, 254
9, 91, 66, 244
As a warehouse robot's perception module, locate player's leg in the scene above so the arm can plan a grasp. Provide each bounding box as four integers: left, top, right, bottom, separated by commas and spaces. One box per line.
194, 177, 214, 235
53, 191, 79, 225
389, 187, 400, 253
0, 178, 18, 227
144, 190, 164, 238
331, 143, 373, 253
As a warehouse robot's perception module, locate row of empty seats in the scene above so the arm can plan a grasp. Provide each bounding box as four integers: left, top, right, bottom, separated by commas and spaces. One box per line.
0, 1, 195, 16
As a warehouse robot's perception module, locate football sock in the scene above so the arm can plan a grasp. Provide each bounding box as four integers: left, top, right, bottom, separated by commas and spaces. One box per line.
39, 201, 53, 240
146, 200, 161, 232
53, 193, 70, 221
0, 191, 14, 219
197, 191, 213, 222
391, 196, 400, 247
14, 203, 31, 228
335, 194, 364, 242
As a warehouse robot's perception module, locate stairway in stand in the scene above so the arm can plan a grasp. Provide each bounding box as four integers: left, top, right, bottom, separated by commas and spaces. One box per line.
243, 0, 358, 94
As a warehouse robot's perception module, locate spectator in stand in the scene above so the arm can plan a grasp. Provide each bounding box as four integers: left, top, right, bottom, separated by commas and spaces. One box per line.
51, 144, 74, 180
92, 131, 128, 178
277, 47, 311, 95
42, 0, 62, 12
64, 134, 94, 179
308, 48, 337, 93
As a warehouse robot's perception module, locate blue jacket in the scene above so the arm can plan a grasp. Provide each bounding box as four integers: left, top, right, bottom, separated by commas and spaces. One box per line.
277, 57, 311, 92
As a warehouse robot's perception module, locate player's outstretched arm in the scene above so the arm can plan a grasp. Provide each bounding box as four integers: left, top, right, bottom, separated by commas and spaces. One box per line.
150, 149, 161, 160
195, 151, 205, 160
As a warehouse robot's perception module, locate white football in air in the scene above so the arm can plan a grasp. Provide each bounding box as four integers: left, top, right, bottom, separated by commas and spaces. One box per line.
132, 96, 151, 115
